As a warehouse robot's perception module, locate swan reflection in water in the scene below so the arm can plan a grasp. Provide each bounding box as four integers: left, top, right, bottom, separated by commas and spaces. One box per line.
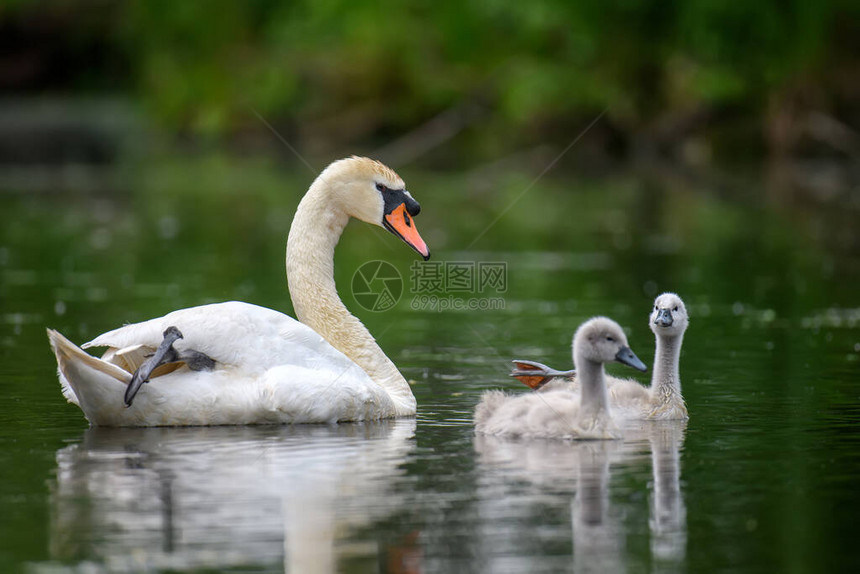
47, 419, 417, 573
474, 421, 687, 572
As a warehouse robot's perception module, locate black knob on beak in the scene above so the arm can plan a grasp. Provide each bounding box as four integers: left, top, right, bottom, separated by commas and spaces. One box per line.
404, 193, 420, 216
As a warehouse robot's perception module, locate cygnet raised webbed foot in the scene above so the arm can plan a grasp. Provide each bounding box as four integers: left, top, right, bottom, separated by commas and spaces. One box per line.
510, 359, 576, 390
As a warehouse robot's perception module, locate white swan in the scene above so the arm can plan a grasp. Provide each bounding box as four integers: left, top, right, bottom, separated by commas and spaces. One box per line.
511, 292, 689, 420
474, 317, 647, 440
47, 157, 430, 427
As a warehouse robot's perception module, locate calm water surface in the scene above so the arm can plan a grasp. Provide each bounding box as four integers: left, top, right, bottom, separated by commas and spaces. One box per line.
1, 161, 859, 573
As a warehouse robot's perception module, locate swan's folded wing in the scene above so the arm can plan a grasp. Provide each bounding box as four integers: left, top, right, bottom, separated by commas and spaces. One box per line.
98, 344, 152, 373
82, 301, 367, 378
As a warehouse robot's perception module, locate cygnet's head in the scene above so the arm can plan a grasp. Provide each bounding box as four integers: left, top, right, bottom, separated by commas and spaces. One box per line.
573, 317, 647, 372
316, 156, 429, 259
650, 292, 688, 337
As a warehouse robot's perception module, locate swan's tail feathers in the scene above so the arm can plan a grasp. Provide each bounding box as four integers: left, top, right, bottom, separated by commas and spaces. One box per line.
510, 359, 575, 390
47, 329, 132, 422
474, 390, 509, 429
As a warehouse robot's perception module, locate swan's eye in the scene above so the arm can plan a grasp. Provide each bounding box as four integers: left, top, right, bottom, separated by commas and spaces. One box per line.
375, 182, 387, 192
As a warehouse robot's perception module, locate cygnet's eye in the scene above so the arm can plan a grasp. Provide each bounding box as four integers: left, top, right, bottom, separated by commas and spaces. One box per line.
673, 306, 678, 312
655, 305, 658, 311
375, 182, 387, 192
606, 336, 615, 343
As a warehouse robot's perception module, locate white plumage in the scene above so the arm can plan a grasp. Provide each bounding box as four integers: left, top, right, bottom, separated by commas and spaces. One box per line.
48, 157, 429, 426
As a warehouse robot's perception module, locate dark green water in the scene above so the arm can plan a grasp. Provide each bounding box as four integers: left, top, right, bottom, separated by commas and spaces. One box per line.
1, 157, 859, 573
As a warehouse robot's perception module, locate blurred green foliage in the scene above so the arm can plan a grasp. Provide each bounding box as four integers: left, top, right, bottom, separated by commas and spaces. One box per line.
3, 0, 859, 154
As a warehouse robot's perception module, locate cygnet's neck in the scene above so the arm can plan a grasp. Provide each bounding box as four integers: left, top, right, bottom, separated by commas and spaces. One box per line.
574, 353, 610, 416
652, 331, 683, 399
285, 179, 416, 416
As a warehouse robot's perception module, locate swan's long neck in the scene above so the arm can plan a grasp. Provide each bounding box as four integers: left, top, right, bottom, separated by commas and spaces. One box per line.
575, 354, 610, 416
651, 332, 683, 402
286, 181, 416, 416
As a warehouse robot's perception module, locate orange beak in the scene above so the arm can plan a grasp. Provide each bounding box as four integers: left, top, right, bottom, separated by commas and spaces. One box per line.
384, 203, 430, 260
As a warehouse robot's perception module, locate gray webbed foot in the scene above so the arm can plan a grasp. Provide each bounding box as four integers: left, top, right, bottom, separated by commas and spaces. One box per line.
180, 350, 215, 372
124, 326, 215, 407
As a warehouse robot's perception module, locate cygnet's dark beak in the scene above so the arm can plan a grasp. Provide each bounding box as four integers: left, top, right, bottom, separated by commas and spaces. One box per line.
654, 308, 673, 327
615, 346, 647, 372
